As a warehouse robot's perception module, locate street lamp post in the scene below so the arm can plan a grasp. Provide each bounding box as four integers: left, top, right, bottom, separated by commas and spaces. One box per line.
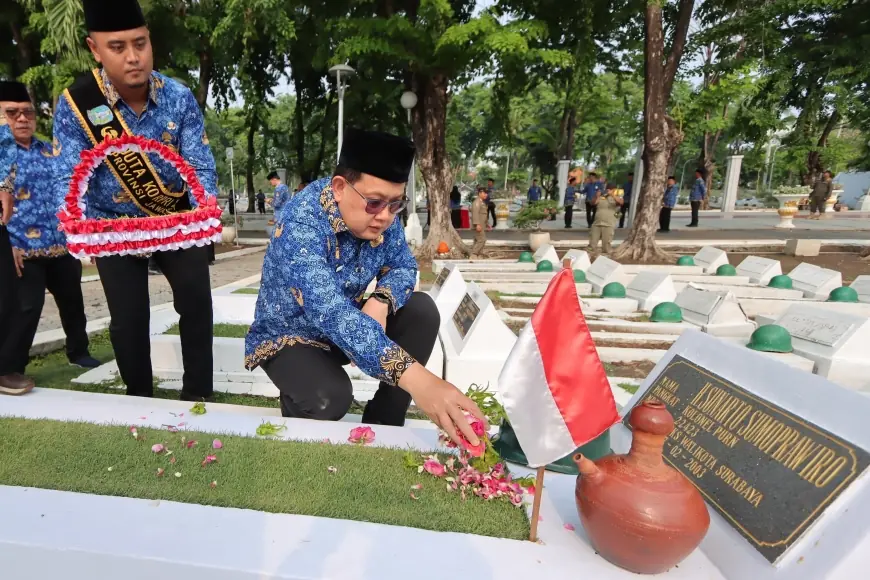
329, 64, 356, 163
767, 144, 782, 191
400, 90, 423, 246
226, 147, 240, 248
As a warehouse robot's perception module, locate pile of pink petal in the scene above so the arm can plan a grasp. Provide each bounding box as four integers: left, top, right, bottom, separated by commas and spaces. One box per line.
417, 454, 532, 508
436, 412, 486, 457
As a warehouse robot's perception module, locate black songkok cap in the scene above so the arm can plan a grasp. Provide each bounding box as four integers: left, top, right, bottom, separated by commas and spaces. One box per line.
338, 128, 415, 184
0, 81, 30, 103
83, 0, 147, 33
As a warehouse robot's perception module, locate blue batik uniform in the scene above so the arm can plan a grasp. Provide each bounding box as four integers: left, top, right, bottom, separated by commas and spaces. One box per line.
664, 184, 679, 209
0, 125, 14, 184
528, 185, 541, 202
623, 181, 633, 205
245, 178, 418, 385
583, 182, 598, 200
53, 69, 217, 220
3, 136, 67, 258
564, 185, 576, 206
273, 183, 291, 215
690, 178, 707, 202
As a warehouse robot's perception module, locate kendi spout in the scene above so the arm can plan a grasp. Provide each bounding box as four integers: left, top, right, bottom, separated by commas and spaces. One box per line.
573, 401, 710, 574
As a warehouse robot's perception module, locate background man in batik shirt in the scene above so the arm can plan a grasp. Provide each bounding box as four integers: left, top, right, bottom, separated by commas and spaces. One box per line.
0, 81, 98, 396
268, 171, 291, 216
246, 128, 485, 447
52, 0, 218, 401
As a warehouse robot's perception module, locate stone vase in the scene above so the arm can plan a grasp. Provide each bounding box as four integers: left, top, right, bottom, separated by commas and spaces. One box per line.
495, 201, 511, 230
528, 231, 550, 252
574, 401, 710, 574
221, 226, 237, 244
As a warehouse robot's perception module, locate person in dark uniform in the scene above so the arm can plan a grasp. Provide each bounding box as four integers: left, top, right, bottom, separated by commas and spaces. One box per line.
245, 128, 486, 446
256, 190, 266, 214
0, 81, 100, 396
53, 0, 218, 401
449, 185, 462, 228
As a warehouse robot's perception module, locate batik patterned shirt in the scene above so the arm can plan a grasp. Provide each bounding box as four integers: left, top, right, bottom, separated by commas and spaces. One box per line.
53, 69, 217, 220
273, 183, 291, 215
245, 178, 419, 385
690, 178, 707, 202
0, 125, 14, 185
4, 136, 67, 258
664, 184, 679, 209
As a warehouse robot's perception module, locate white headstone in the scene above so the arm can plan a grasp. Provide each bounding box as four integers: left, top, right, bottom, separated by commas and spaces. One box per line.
626, 272, 677, 312
587, 256, 627, 293
441, 282, 517, 392
613, 330, 870, 579
735, 256, 782, 286
694, 247, 730, 274
788, 263, 843, 300
533, 243, 559, 266
427, 264, 467, 329
675, 286, 754, 337
849, 276, 870, 304
562, 249, 592, 272
774, 305, 870, 391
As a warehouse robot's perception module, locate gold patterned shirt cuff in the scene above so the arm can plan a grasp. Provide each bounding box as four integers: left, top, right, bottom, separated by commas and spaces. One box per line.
371, 287, 398, 314
377, 344, 416, 386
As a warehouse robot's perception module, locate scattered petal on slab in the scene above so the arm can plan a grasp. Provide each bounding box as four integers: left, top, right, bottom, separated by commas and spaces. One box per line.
327, 466, 338, 474
212, 439, 223, 450
563, 523, 575, 532
151, 444, 164, 454
174, 472, 182, 478
538, 516, 543, 522
177, 422, 187, 428
156, 468, 165, 477
139, 416, 147, 420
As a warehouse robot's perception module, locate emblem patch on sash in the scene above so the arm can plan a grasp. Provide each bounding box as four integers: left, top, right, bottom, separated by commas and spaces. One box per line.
167, 121, 177, 131
87, 105, 114, 126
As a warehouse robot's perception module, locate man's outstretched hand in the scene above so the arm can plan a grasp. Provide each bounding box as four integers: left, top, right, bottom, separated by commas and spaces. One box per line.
399, 363, 488, 447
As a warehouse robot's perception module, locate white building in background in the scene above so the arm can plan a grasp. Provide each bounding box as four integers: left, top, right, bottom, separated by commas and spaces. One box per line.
833, 171, 870, 209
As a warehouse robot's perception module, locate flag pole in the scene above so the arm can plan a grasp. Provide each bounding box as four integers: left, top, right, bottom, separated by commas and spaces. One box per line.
528, 466, 547, 542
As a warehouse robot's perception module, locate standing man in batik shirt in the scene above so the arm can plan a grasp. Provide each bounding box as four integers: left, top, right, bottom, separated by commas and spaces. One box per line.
53, 0, 218, 401
268, 171, 291, 216
687, 169, 706, 228
0, 81, 99, 396
564, 176, 577, 229
246, 128, 485, 447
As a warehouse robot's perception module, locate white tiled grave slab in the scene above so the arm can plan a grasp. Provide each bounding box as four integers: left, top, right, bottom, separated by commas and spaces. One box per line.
533, 243, 559, 265
626, 272, 677, 312
693, 246, 730, 274
441, 282, 517, 392
773, 305, 870, 392
0, 389, 725, 580
563, 249, 592, 271
614, 331, 870, 580
679, 283, 804, 301
587, 256, 629, 293
738, 298, 870, 320
735, 256, 782, 286
432, 259, 535, 273
675, 286, 755, 337
788, 263, 843, 300
850, 276, 870, 304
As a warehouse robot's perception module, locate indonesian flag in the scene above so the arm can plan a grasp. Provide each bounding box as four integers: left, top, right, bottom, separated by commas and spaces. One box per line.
499, 268, 620, 467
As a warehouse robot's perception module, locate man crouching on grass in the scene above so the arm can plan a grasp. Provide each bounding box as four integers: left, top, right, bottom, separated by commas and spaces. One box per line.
245, 127, 485, 448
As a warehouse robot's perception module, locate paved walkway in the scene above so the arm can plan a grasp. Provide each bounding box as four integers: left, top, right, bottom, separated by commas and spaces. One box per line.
36, 249, 266, 334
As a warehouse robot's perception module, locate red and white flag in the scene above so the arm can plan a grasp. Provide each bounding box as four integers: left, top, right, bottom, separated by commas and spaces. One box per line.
499, 268, 620, 467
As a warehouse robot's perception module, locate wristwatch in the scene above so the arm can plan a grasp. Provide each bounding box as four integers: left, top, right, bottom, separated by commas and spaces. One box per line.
370, 294, 391, 307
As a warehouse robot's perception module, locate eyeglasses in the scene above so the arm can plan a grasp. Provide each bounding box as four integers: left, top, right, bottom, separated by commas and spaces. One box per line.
344, 179, 408, 215
1, 107, 36, 121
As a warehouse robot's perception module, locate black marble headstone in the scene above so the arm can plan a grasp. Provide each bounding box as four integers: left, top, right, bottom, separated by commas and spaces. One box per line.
452, 293, 480, 340
622, 355, 870, 564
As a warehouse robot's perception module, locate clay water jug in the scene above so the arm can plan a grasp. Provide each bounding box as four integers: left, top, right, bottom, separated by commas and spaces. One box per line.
573, 401, 710, 574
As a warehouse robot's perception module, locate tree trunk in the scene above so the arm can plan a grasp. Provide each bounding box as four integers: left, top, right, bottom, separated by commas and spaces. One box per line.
806, 108, 840, 184
413, 73, 467, 259
246, 111, 258, 208
613, 0, 693, 262
196, 49, 212, 112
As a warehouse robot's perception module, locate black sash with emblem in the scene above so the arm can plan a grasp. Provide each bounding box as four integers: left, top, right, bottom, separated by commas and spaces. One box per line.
64, 69, 191, 216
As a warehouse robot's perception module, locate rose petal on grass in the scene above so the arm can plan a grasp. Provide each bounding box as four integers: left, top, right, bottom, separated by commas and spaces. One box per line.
410, 484, 423, 490
212, 439, 223, 449
157, 468, 165, 477
107, 467, 113, 472
174, 472, 182, 478
410, 492, 419, 501
201, 455, 218, 467
186, 440, 198, 449
210, 481, 217, 488
423, 458, 446, 477
170, 456, 177, 464
151, 444, 164, 454
563, 523, 575, 531
327, 466, 338, 474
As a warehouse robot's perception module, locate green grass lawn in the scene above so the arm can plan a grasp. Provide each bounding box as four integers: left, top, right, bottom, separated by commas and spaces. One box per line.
164, 323, 250, 338
27, 330, 427, 420
0, 418, 529, 540
618, 383, 639, 394
232, 287, 260, 295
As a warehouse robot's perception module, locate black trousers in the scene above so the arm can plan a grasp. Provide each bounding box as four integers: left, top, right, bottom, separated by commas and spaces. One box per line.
619, 203, 630, 228
96, 246, 213, 398
487, 202, 497, 227
262, 292, 440, 426
0, 227, 20, 365
659, 207, 672, 232
690, 201, 701, 225
586, 202, 597, 228
257, 201, 265, 214
564, 206, 574, 227
450, 209, 462, 229
0, 254, 89, 375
